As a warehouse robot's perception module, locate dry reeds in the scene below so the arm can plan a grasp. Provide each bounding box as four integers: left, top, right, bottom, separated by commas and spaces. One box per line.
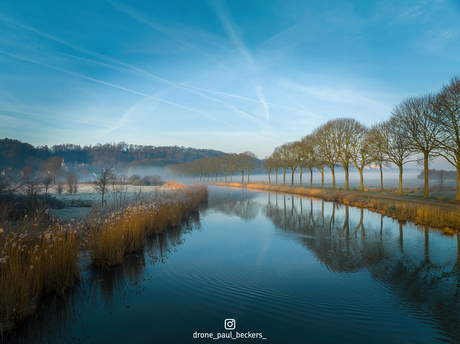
0, 219, 80, 335
86, 184, 208, 269
163, 181, 188, 190
0, 183, 208, 337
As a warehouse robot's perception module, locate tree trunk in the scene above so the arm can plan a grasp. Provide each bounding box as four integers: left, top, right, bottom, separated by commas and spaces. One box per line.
457, 166, 460, 201
247, 171, 250, 183
283, 168, 286, 185
358, 168, 364, 191
344, 164, 349, 190
268, 171, 271, 184
424, 154, 429, 198
300, 168, 303, 186
321, 170, 324, 188
331, 166, 335, 189
241, 171, 244, 183
310, 170, 313, 187
291, 169, 295, 186
398, 164, 403, 196
380, 163, 383, 194
230, 173, 233, 182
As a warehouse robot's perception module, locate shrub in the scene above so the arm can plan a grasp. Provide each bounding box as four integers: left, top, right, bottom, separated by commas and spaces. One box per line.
133, 179, 150, 186
128, 175, 141, 184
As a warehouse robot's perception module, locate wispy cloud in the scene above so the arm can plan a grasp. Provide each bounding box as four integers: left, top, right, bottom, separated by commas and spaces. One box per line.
0, 51, 247, 131
415, 29, 459, 53
0, 18, 275, 126
212, 0, 256, 69
283, 79, 393, 116
255, 83, 269, 122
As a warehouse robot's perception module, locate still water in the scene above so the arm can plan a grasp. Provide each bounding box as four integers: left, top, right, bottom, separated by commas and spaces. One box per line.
9, 187, 460, 343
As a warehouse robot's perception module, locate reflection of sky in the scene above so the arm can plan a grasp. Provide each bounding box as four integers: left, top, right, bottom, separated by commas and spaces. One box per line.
1, 0, 459, 161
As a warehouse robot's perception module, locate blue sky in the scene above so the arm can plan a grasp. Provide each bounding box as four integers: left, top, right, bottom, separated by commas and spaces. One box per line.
0, 0, 459, 159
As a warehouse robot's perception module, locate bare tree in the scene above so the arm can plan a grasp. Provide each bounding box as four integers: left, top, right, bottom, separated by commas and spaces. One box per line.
269, 151, 282, 184
92, 167, 115, 205
42, 174, 54, 195
375, 119, 414, 195
327, 118, 362, 190
286, 142, 302, 186
242, 151, 259, 183
312, 124, 339, 188
39, 156, 63, 182
227, 154, 238, 182
56, 180, 64, 195
0, 171, 17, 195
262, 156, 275, 184
20, 173, 44, 210
392, 94, 443, 198
348, 123, 372, 191
434, 76, 460, 200
66, 173, 78, 194
273, 144, 292, 185
299, 136, 316, 187
368, 124, 389, 194
234, 153, 247, 183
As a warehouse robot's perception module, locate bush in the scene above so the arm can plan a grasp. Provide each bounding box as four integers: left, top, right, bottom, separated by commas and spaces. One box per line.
133, 178, 150, 186
128, 175, 141, 184
143, 175, 162, 185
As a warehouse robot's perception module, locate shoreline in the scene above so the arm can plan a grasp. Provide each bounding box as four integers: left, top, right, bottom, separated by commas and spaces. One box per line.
212, 182, 460, 235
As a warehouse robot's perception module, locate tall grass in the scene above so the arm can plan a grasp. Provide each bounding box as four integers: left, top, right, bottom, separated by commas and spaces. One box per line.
0, 183, 208, 337
86, 184, 207, 268
214, 182, 460, 234
0, 219, 80, 336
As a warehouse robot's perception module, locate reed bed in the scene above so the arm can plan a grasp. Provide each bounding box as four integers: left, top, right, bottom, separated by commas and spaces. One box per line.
85, 184, 207, 269
0, 219, 80, 336
0, 183, 207, 337
214, 182, 460, 234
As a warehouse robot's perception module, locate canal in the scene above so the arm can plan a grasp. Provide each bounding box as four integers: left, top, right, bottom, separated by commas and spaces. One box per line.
9, 187, 460, 343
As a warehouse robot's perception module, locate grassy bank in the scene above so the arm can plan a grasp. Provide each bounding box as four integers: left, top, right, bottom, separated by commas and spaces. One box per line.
0, 184, 207, 337
214, 182, 460, 234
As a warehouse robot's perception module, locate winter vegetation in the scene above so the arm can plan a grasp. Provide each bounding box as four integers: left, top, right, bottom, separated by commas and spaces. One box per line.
0, 141, 226, 180
168, 76, 460, 201
0, 177, 208, 337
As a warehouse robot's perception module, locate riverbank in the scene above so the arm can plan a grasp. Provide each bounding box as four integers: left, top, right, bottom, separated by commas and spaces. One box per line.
0, 183, 208, 338
213, 182, 460, 234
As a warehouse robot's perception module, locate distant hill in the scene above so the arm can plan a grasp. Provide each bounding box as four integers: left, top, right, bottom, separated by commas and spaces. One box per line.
0, 138, 227, 172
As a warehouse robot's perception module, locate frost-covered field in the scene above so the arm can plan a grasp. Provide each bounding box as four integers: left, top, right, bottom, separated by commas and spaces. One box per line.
48, 184, 169, 220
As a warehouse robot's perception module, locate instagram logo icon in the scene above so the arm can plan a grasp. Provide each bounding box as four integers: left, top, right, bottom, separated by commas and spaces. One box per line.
224, 319, 236, 330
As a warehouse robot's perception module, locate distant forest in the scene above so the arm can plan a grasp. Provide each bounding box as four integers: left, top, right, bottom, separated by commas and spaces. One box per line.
0, 138, 226, 174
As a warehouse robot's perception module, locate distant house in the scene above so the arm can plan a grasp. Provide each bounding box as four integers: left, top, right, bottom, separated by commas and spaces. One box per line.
61, 158, 68, 172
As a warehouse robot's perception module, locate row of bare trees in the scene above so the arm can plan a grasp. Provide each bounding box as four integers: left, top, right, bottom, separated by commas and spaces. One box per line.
165, 151, 260, 183
163, 76, 460, 200
263, 76, 460, 200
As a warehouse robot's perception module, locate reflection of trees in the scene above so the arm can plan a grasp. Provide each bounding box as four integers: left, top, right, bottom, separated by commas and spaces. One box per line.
263, 194, 460, 342
207, 188, 259, 220
8, 214, 202, 344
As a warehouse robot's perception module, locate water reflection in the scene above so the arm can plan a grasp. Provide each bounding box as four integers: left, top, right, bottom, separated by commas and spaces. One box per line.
207, 188, 259, 220
213, 189, 460, 343
9, 188, 460, 343
8, 214, 202, 344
